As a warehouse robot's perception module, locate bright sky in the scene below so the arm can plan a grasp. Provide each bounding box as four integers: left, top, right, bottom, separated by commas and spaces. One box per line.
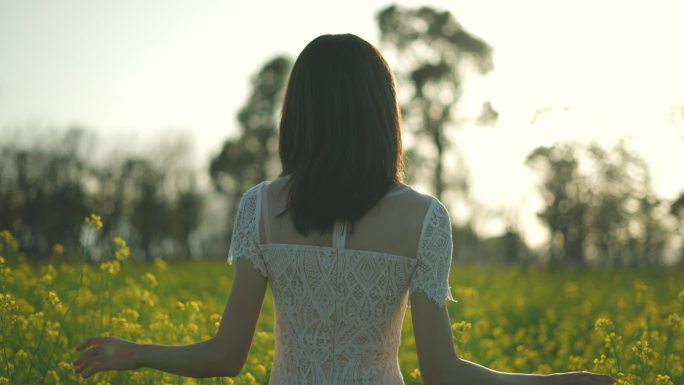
1, 0, 683, 247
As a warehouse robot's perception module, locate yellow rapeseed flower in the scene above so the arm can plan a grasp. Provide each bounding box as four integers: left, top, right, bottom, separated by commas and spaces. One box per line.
0, 230, 19, 252
85, 213, 103, 231
154, 257, 168, 271
666, 313, 683, 332
51, 243, 65, 256
122, 308, 140, 321
46, 321, 61, 338
40, 264, 57, 285
595, 318, 614, 332
255, 364, 267, 377
0, 293, 18, 313
567, 355, 586, 371
139, 289, 156, 307
452, 321, 472, 332
188, 300, 201, 312
45, 370, 59, 384
185, 323, 199, 334
130, 371, 147, 382
655, 374, 673, 385
57, 361, 72, 372
114, 237, 130, 261
112, 316, 129, 330
410, 368, 421, 379
243, 372, 258, 385
631, 339, 654, 363
141, 272, 158, 288
47, 291, 61, 306
100, 260, 121, 275
15, 349, 29, 361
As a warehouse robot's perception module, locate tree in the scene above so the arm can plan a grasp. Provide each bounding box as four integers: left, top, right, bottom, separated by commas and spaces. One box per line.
585, 140, 669, 266
125, 158, 171, 262
376, 5, 495, 201
526, 140, 671, 267
210, 56, 292, 228
171, 173, 203, 259
0, 127, 91, 258
526, 143, 589, 268
0, 125, 206, 261
668, 192, 684, 263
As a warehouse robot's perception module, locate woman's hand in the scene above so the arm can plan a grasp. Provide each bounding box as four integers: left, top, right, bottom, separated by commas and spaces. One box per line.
73, 336, 141, 379
545, 371, 617, 385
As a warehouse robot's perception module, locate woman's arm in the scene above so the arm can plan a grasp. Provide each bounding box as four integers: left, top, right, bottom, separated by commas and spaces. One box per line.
74, 336, 229, 378
73, 258, 268, 379
410, 292, 616, 385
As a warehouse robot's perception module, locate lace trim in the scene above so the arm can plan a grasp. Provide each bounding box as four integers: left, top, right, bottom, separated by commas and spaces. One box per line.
409, 286, 457, 308
227, 183, 269, 277
409, 198, 457, 308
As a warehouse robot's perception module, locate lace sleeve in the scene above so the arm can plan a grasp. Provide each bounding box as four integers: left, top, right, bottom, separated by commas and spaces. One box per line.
227, 183, 268, 277
409, 198, 456, 307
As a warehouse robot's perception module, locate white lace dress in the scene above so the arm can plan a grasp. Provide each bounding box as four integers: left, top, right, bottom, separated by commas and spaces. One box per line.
228, 182, 455, 385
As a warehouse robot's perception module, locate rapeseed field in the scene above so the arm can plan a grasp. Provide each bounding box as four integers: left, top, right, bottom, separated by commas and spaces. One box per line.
1, 222, 682, 385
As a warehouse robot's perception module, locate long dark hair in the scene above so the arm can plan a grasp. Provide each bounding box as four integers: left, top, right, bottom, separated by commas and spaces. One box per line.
277, 33, 405, 236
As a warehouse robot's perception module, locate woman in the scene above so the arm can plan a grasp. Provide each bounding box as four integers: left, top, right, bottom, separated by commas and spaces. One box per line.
73, 34, 616, 385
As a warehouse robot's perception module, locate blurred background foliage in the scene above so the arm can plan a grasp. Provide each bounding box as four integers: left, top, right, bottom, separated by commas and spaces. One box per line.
0, 4, 682, 268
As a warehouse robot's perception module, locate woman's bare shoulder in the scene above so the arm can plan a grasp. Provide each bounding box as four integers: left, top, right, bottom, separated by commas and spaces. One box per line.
397, 186, 435, 209
266, 175, 290, 192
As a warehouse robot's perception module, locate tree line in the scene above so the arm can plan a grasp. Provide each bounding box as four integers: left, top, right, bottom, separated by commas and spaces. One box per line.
0, 127, 203, 262
1, 4, 682, 267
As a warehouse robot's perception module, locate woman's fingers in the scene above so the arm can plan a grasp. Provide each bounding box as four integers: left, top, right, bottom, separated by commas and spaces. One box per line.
73, 348, 100, 367
73, 336, 108, 376
72, 336, 138, 378
73, 341, 108, 378
75, 336, 105, 351
74, 355, 101, 375
81, 361, 110, 379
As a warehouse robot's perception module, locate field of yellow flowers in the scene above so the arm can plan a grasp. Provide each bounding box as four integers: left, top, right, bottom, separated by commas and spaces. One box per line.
1, 219, 682, 385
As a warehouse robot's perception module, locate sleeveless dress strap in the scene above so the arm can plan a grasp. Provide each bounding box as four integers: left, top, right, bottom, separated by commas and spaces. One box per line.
332, 219, 347, 250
